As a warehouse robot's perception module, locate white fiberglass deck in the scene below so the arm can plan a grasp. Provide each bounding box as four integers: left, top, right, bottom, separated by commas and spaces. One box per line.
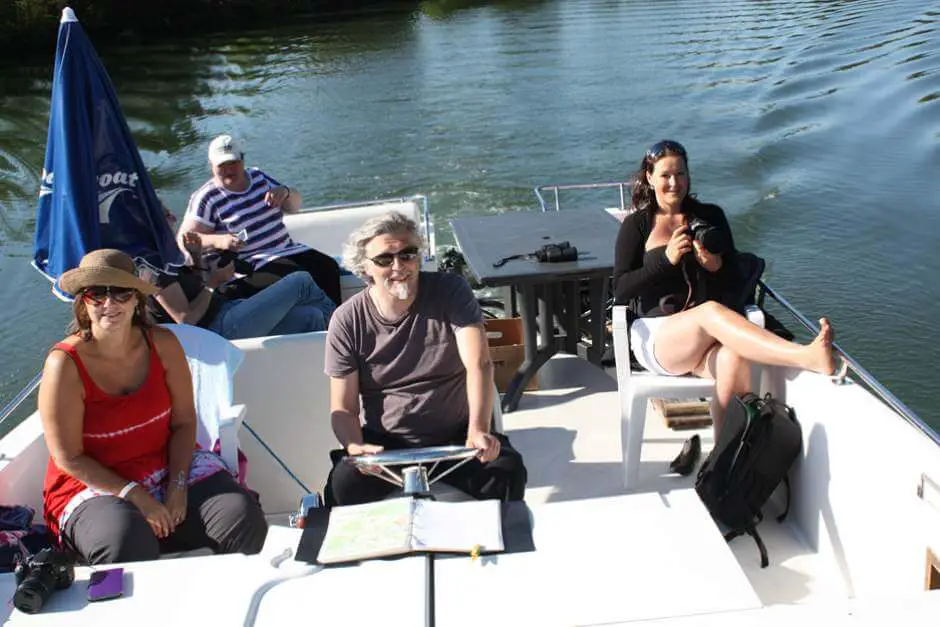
495, 353, 848, 608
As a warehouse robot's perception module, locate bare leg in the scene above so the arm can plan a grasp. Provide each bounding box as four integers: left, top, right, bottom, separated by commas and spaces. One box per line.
691, 345, 752, 438
655, 301, 834, 377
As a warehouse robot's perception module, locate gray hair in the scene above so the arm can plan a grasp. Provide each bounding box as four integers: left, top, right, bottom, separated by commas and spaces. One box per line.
342, 211, 424, 280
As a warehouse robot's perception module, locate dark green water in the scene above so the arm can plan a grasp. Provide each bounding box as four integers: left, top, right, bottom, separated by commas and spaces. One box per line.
1, 0, 938, 430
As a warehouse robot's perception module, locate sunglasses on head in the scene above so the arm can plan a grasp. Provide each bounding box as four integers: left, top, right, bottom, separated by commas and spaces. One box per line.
646, 140, 688, 161
368, 246, 420, 268
81, 285, 136, 305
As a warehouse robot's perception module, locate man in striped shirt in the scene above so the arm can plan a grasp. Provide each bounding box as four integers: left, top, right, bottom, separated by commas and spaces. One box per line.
177, 134, 341, 304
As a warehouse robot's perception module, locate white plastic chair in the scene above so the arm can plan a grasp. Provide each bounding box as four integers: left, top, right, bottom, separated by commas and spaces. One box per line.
611, 306, 716, 491
163, 324, 247, 480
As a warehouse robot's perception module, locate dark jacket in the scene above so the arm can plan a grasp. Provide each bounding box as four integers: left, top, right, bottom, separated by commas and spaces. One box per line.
612, 198, 738, 317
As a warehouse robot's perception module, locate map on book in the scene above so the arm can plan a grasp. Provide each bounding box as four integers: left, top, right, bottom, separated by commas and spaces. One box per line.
317, 497, 504, 564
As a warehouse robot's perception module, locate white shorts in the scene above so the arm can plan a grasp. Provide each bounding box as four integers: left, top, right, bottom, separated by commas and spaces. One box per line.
629, 317, 678, 376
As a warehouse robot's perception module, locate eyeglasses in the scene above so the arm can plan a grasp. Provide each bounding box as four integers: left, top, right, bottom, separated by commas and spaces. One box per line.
81, 286, 136, 305
368, 246, 420, 268
646, 140, 688, 161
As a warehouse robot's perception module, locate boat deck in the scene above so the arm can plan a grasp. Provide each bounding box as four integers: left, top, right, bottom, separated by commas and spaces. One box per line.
248, 352, 853, 614
476, 353, 848, 608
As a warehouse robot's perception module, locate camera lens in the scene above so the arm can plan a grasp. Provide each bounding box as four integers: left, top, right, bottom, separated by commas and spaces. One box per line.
689, 219, 729, 254
12, 550, 73, 614
13, 572, 54, 614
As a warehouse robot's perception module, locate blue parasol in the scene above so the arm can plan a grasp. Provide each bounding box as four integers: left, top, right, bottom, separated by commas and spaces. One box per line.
32, 7, 182, 300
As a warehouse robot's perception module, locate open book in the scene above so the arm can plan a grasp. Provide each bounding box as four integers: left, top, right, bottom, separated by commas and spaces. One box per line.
317, 497, 504, 564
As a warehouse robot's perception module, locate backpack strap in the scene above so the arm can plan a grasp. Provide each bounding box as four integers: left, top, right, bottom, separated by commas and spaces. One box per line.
724, 525, 770, 568
748, 527, 769, 568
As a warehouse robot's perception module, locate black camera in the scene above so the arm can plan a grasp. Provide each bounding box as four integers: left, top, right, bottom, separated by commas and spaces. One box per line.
535, 241, 578, 263
687, 218, 730, 255
216, 249, 254, 276
13, 548, 75, 614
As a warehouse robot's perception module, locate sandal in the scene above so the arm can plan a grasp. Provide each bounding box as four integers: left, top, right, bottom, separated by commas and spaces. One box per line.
669, 434, 702, 476
828, 355, 849, 385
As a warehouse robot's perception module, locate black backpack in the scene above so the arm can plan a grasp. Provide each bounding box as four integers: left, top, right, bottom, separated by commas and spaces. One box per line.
694, 393, 802, 568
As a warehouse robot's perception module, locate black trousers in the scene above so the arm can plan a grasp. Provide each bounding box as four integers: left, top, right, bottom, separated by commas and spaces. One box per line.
324, 427, 527, 506
62, 472, 268, 565
219, 248, 342, 305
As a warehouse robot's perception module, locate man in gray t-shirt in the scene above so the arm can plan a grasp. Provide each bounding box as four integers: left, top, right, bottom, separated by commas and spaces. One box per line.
323, 212, 527, 506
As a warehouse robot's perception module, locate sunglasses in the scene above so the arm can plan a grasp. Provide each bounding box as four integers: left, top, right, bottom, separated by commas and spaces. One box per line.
368, 246, 420, 268
81, 285, 136, 305
646, 140, 688, 161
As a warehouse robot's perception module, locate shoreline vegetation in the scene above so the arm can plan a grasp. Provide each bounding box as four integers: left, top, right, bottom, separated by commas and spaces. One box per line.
0, 0, 402, 55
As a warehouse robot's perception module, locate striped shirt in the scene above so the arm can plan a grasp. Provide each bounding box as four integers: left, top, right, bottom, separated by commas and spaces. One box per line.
186, 167, 309, 269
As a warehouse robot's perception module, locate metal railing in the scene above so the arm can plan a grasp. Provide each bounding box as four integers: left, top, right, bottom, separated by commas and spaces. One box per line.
535, 182, 632, 213
0, 372, 42, 431
533, 180, 938, 447
755, 281, 939, 447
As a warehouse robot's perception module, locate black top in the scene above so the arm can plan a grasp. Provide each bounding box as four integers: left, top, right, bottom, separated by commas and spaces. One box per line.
149, 266, 224, 328
612, 199, 737, 317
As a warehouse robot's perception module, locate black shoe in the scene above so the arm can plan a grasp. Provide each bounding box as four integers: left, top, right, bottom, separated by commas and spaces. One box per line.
669, 434, 701, 476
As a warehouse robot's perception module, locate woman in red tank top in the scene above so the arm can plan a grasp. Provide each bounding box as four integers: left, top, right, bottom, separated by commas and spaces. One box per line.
40, 250, 266, 564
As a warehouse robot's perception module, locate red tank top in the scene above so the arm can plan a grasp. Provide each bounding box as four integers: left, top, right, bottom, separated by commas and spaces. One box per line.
42, 331, 172, 536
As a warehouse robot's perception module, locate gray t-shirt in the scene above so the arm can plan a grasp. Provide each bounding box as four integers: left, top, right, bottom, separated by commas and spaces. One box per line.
324, 272, 483, 445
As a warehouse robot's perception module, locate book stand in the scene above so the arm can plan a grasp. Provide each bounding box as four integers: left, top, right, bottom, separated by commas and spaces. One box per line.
349, 445, 480, 627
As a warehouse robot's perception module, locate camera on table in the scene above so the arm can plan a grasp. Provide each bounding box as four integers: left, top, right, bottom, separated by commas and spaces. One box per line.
13, 548, 75, 614
535, 241, 578, 263
216, 249, 254, 276
687, 218, 730, 254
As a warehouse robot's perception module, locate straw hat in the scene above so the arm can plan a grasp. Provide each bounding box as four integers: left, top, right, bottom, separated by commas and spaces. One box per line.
58, 249, 159, 297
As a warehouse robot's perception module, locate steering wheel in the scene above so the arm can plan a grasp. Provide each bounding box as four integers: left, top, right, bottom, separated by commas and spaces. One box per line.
348, 445, 479, 494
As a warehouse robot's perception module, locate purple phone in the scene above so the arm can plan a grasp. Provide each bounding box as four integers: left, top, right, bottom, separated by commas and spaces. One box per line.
87, 567, 124, 602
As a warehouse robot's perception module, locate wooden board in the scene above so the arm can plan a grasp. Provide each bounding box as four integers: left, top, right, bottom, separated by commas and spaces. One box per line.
664, 413, 713, 430
650, 398, 713, 431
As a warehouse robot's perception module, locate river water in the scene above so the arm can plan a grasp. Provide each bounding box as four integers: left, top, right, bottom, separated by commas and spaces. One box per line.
0, 0, 938, 430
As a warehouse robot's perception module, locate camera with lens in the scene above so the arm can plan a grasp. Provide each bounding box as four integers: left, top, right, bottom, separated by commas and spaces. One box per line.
687, 218, 730, 255
535, 241, 578, 263
216, 249, 254, 276
13, 548, 75, 614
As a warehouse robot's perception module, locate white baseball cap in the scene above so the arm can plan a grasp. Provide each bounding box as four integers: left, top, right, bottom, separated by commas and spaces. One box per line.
208, 134, 244, 167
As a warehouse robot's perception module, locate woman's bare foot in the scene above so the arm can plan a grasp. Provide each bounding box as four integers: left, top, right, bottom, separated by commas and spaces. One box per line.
805, 317, 835, 374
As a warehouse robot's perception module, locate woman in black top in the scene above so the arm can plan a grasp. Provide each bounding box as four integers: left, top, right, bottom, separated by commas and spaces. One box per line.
613, 140, 840, 471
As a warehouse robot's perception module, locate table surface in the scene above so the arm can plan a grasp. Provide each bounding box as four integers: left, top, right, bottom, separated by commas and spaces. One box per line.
0, 492, 760, 626
433, 489, 762, 626
450, 209, 620, 286
0, 552, 275, 626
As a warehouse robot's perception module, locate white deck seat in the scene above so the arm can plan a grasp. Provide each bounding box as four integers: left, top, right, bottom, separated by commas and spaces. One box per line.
283, 198, 435, 302
232, 331, 335, 515
230, 327, 504, 511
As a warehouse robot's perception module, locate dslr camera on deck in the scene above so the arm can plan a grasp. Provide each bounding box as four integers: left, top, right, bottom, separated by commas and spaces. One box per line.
216, 249, 254, 276
13, 548, 75, 614
535, 241, 578, 263
687, 218, 730, 255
